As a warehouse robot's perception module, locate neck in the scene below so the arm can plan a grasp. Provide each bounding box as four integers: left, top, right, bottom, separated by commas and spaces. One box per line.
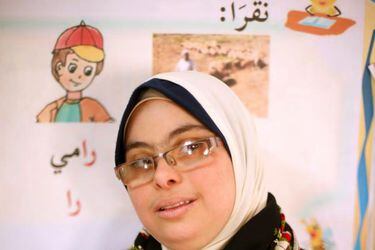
66, 91, 82, 100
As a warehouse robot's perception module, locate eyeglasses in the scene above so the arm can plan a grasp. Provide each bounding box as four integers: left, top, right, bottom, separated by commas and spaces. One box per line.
115, 136, 221, 188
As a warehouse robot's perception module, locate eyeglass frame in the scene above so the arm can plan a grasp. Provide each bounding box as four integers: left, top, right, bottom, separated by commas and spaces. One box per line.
114, 136, 222, 187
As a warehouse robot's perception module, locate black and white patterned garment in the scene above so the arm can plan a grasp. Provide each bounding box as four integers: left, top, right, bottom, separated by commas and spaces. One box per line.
130, 194, 301, 250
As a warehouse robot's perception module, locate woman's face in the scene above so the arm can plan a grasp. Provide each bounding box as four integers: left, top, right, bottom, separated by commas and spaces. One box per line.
125, 99, 236, 249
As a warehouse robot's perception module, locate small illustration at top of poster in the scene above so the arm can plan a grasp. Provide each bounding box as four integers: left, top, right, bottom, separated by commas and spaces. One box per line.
36, 21, 113, 123
285, 0, 355, 36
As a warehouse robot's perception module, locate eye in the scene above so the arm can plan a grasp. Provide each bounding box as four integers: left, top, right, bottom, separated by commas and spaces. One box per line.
131, 157, 154, 169
171, 139, 211, 166
68, 63, 77, 73
84, 66, 93, 76
182, 142, 203, 155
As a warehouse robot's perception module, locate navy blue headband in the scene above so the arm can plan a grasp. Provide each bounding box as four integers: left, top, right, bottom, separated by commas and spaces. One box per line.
115, 78, 229, 166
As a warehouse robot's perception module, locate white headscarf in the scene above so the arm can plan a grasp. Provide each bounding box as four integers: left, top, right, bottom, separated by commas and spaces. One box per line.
152, 71, 268, 249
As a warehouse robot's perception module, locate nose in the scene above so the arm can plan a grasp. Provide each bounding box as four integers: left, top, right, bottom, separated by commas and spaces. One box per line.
152, 157, 182, 190
78, 75, 82, 79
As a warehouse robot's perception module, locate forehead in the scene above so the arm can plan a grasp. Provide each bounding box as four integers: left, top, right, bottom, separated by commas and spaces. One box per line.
125, 99, 209, 144
66, 53, 81, 61
66, 53, 95, 65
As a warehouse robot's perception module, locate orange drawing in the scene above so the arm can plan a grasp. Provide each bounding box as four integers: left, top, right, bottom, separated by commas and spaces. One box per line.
302, 218, 334, 250
285, 1, 355, 36
37, 21, 113, 123
303, 218, 324, 250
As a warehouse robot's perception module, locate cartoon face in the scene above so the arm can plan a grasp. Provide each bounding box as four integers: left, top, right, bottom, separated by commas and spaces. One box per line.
56, 53, 97, 92
311, 0, 336, 7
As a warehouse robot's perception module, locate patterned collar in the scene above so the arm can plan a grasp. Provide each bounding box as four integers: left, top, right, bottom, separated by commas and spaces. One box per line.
131, 193, 300, 250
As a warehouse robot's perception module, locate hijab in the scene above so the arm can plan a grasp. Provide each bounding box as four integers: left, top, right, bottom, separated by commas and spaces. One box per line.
115, 71, 268, 249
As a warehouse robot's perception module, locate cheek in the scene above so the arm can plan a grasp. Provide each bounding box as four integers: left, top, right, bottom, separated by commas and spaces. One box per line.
59, 71, 72, 86
128, 188, 153, 222
191, 154, 236, 216
128, 189, 145, 209
78, 73, 96, 85
85, 74, 96, 83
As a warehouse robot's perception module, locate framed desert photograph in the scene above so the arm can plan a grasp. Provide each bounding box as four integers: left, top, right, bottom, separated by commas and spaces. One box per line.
153, 34, 269, 117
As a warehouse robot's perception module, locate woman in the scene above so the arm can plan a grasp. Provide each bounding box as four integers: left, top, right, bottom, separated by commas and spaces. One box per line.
114, 71, 300, 249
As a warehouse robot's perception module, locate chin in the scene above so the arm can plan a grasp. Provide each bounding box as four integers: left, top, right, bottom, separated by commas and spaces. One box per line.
151, 222, 210, 249
67, 86, 86, 92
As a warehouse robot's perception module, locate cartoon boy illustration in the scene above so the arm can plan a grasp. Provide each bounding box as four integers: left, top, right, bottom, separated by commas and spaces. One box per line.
37, 21, 112, 123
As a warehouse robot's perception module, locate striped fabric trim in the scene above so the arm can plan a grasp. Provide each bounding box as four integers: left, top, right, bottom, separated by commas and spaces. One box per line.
354, 29, 375, 250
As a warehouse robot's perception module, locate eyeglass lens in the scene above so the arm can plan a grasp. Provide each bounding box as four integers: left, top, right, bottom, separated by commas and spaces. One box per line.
116, 137, 219, 187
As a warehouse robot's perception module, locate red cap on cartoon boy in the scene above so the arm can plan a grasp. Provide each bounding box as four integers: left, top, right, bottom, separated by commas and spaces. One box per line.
53, 20, 104, 62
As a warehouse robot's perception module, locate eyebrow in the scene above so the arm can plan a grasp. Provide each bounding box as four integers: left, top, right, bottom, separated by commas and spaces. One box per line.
125, 124, 207, 152
168, 124, 207, 141
72, 58, 79, 62
125, 141, 153, 152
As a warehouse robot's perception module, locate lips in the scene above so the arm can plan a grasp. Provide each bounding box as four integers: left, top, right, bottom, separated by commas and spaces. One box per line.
158, 200, 192, 211
154, 198, 196, 219
70, 80, 81, 87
